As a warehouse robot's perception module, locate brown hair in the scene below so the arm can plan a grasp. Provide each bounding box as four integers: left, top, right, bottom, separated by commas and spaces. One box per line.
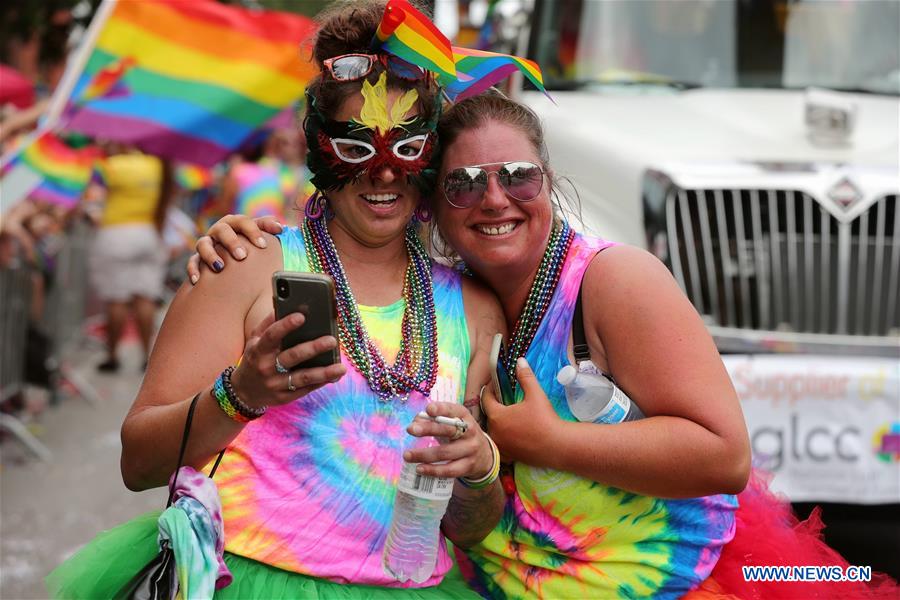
436, 88, 551, 169
304, 0, 438, 124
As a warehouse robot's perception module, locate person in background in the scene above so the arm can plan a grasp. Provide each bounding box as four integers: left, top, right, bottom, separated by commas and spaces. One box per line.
212, 127, 308, 227
89, 143, 174, 372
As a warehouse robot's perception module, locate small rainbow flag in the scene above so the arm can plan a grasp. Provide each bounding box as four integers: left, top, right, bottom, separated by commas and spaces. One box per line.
63, 0, 316, 167
4, 132, 101, 207
175, 163, 214, 191
77, 56, 135, 104
444, 46, 549, 101
374, 0, 456, 81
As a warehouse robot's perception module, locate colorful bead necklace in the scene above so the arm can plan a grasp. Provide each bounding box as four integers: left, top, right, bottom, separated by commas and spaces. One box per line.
503, 220, 574, 390
302, 217, 438, 402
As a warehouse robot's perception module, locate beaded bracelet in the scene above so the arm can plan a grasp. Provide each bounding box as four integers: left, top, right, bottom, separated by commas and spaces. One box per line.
213, 366, 266, 423
458, 433, 501, 489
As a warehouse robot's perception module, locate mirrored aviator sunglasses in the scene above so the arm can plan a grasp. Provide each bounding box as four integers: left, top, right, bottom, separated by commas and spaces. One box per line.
323, 53, 427, 82
443, 161, 545, 209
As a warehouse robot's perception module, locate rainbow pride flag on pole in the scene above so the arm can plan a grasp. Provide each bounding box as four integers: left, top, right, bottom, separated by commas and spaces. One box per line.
2, 132, 100, 208
374, 0, 456, 81
62, 0, 316, 167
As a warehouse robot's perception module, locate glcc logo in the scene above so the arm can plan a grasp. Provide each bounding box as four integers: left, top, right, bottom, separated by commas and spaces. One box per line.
873, 422, 900, 463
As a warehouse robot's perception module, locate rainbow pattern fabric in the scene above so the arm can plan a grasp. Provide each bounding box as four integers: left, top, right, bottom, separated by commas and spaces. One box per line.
374, 0, 456, 80
2, 131, 100, 207
456, 233, 738, 599
445, 46, 548, 101
175, 163, 214, 192
233, 158, 304, 222
64, 0, 316, 167
211, 226, 471, 586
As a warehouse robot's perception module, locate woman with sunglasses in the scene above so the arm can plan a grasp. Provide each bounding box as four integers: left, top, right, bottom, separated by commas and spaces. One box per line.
195, 90, 900, 599
47, 2, 504, 599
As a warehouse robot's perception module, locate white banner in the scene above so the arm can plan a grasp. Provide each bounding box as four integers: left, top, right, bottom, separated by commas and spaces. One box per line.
722, 355, 900, 504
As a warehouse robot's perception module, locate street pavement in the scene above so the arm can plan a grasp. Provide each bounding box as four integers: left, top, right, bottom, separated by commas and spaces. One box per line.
1, 340, 166, 600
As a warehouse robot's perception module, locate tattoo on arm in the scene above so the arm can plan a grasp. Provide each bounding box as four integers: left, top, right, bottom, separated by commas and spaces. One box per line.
442, 484, 505, 548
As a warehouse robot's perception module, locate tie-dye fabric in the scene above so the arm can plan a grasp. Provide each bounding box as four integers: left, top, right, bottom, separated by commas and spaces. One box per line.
233, 158, 305, 221
457, 233, 738, 599
212, 225, 470, 587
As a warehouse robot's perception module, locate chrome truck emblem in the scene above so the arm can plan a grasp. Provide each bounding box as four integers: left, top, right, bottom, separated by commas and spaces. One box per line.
827, 176, 863, 210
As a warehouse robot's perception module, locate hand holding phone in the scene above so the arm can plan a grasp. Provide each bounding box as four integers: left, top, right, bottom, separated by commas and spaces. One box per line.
273, 271, 341, 369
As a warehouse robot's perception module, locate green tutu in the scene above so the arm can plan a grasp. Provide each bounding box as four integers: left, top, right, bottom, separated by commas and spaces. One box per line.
46, 512, 480, 599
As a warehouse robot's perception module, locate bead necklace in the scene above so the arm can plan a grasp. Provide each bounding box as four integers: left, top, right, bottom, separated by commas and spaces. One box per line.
503, 220, 574, 390
302, 217, 438, 402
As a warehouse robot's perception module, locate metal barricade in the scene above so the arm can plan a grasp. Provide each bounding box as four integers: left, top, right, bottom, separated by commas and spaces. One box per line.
44, 216, 103, 406
0, 265, 52, 460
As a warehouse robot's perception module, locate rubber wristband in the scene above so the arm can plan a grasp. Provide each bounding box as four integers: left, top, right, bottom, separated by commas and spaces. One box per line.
213, 366, 265, 423
458, 433, 500, 489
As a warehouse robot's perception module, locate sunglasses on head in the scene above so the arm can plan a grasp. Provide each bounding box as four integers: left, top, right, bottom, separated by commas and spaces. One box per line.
323, 53, 427, 82
442, 161, 545, 209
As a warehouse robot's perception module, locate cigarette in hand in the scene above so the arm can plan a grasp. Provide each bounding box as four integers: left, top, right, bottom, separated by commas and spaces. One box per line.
417, 411, 468, 433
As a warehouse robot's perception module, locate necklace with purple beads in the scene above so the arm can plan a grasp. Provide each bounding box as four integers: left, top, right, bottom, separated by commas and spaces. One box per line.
503, 220, 574, 390
302, 216, 438, 402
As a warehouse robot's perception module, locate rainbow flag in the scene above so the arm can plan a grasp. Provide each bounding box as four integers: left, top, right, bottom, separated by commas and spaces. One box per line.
175, 163, 214, 191
444, 46, 549, 101
63, 0, 316, 167
374, 0, 456, 81
78, 56, 135, 104
3, 132, 100, 207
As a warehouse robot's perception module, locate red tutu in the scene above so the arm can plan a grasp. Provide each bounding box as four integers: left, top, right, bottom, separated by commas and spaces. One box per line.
686, 471, 898, 599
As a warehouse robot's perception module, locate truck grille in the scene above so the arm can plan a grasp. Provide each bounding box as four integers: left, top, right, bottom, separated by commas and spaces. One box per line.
664, 189, 899, 336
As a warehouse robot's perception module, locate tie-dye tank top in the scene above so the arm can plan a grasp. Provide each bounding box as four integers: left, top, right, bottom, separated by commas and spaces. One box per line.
457, 233, 738, 599
234, 158, 303, 222
212, 226, 470, 587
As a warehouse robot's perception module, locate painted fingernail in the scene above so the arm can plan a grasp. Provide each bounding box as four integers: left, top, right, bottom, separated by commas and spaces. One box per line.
212, 260, 224, 272
190, 274, 199, 285
256, 237, 267, 248
234, 247, 247, 259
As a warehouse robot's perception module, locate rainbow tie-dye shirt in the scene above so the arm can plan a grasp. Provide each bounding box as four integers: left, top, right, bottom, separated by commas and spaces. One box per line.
234, 158, 305, 222
457, 233, 737, 599
212, 226, 470, 587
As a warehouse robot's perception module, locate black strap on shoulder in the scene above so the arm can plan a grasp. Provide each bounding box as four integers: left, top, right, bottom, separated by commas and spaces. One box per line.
166, 392, 226, 507
572, 273, 591, 364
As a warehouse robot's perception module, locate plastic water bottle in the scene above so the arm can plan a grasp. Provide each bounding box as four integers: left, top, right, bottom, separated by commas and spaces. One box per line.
556, 361, 644, 424
382, 433, 454, 583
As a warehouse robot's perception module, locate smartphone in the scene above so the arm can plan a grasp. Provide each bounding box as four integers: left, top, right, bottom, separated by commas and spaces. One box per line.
488, 333, 513, 405
272, 271, 340, 369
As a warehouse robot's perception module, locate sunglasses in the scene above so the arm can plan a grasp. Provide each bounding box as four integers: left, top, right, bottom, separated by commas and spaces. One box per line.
323, 53, 426, 82
442, 161, 545, 209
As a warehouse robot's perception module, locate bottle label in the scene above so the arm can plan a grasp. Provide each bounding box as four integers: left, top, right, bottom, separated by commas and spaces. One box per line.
595, 386, 630, 424
397, 461, 454, 500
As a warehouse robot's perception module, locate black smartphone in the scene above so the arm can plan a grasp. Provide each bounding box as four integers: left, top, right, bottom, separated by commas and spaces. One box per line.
272, 271, 340, 369
489, 333, 514, 405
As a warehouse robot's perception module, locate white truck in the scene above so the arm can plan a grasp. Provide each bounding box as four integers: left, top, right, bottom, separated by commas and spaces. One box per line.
484, 0, 900, 509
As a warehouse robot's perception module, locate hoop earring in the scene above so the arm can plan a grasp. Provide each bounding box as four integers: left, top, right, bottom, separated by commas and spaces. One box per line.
304, 191, 329, 220
414, 202, 432, 223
